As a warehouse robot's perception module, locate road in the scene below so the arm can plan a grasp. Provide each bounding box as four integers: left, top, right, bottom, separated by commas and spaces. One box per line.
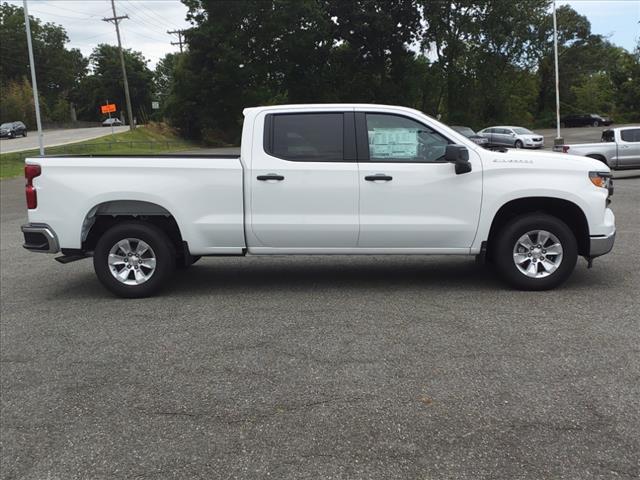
0, 126, 129, 154
1, 175, 639, 479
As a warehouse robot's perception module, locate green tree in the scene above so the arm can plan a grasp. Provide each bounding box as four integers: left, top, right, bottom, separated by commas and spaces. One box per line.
73, 44, 154, 123
0, 2, 87, 122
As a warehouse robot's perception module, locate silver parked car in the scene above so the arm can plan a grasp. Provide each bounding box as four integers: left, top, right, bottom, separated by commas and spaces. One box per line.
478, 126, 544, 149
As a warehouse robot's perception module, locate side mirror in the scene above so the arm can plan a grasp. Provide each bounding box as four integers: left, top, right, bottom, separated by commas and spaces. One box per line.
445, 144, 472, 174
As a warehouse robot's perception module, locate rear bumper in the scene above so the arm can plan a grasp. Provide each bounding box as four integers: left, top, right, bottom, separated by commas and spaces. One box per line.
590, 230, 615, 258
21, 223, 60, 253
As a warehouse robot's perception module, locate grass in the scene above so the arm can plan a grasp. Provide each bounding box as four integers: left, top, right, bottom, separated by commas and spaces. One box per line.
0, 123, 195, 179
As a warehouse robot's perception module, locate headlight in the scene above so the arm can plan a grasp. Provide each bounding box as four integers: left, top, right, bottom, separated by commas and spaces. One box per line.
589, 171, 612, 189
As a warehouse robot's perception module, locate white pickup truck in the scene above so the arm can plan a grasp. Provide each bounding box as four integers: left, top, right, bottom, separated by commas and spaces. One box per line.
22, 104, 616, 297
553, 126, 640, 169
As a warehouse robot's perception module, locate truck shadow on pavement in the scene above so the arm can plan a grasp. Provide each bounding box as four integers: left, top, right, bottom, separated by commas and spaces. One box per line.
52, 254, 610, 299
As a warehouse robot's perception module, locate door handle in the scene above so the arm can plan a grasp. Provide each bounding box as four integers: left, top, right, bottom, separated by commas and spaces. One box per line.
257, 174, 285, 181
364, 174, 393, 181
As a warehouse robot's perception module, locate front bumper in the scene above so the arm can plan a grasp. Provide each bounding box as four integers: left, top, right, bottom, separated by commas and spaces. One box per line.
21, 223, 60, 253
590, 230, 616, 258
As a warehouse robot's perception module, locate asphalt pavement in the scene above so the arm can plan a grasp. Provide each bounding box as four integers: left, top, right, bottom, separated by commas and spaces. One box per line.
1, 174, 639, 479
0, 126, 129, 154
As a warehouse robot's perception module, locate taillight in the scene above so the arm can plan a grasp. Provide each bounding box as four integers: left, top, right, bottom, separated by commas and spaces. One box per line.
562, 145, 570, 153
25, 164, 41, 209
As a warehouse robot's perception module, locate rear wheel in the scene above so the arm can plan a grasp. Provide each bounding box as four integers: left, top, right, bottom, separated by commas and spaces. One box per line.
493, 214, 577, 290
23, 131, 27, 137
93, 222, 175, 298
587, 154, 608, 167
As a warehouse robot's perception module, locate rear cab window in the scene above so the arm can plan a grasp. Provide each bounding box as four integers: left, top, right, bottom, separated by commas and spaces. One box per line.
264, 112, 352, 162
602, 130, 615, 143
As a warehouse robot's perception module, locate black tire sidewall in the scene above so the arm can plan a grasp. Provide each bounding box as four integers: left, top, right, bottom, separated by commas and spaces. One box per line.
494, 214, 578, 290
515, 140, 523, 149
93, 222, 175, 298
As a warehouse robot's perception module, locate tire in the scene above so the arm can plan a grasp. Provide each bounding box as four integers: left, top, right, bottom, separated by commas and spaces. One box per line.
23, 131, 27, 137
592, 120, 600, 127
93, 221, 176, 298
514, 140, 523, 149
493, 213, 578, 291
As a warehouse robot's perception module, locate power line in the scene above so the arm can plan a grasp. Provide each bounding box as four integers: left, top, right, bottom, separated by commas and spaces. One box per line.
102, 0, 134, 130
167, 29, 185, 52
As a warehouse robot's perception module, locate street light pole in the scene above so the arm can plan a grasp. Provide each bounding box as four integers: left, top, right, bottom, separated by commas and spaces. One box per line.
22, 0, 44, 156
553, 0, 562, 143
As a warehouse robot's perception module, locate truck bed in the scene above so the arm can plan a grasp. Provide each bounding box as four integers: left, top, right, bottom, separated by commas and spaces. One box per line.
27, 154, 246, 255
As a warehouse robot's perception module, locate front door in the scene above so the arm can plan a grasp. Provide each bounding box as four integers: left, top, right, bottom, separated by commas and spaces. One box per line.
250, 111, 360, 249
356, 112, 482, 249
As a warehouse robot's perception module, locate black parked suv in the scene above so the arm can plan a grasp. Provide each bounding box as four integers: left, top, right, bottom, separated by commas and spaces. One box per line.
450, 126, 489, 147
0, 121, 27, 138
560, 114, 613, 128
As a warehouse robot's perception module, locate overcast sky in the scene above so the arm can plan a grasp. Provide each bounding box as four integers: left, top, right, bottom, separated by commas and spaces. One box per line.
7, 0, 640, 69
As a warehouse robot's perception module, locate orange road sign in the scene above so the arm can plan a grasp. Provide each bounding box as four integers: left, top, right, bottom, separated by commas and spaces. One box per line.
101, 104, 116, 114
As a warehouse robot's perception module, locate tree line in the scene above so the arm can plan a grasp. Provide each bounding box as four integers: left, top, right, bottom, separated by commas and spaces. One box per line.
1, 1, 639, 144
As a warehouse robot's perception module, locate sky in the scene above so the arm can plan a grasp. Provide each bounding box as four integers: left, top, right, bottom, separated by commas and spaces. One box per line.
6, 0, 640, 69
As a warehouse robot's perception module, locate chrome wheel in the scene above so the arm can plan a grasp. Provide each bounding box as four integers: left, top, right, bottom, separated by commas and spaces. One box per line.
108, 238, 156, 285
512, 230, 563, 279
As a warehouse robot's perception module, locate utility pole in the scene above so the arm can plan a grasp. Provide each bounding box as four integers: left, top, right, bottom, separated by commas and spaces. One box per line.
167, 30, 185, 53
103, 0, 135, 130
23, 0, 44, 155
552, 0, 562, 145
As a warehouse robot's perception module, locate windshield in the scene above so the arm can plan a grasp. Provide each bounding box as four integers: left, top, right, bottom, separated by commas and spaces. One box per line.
513, 128, 533, 135
452, 126, 475, 136
0, 123, 11, 128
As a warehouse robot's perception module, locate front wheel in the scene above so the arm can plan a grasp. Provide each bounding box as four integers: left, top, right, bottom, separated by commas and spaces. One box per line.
592, 120, 600, 127
514, 140, 523, 149
493, 214, 577, 290
23, 131, 27, 137
93, 222, 176, 298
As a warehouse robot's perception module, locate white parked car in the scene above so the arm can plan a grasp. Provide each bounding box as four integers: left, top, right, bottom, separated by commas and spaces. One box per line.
478, 126, 544, 149
102, 118, 123, 127
21, 104, 614, 297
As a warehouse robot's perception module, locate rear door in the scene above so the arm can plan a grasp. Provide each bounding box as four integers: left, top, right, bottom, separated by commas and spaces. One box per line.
618, 128, 640, 168
249, 110, 360, 249
356, 111, 482, 249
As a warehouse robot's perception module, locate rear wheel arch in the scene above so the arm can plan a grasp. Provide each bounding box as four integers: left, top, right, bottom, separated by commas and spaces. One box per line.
486, 197, 590, 259
81, 200, 187, 261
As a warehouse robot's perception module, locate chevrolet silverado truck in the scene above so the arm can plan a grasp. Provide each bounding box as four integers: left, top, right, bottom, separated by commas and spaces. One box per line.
553, 126, 640, 169
21, 104, 616, 297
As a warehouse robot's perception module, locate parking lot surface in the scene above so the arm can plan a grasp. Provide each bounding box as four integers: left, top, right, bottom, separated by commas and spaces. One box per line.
1, 174, 639, 479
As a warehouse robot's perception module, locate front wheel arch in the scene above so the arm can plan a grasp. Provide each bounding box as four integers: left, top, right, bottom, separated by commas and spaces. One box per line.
486, 197, 590, 260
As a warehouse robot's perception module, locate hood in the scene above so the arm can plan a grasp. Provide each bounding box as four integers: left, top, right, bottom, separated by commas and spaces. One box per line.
486, 149, 610, 174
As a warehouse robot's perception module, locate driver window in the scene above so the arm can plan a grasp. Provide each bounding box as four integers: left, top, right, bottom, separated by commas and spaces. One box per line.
365, 113, 450, 163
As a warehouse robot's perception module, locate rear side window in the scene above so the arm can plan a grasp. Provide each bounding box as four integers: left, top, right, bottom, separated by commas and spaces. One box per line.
266, 113, 344, 161
602, 130, 615, 142
620, 129, 640, 142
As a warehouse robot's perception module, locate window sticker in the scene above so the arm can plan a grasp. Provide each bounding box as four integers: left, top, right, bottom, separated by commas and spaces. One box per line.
368, 128, 419, 158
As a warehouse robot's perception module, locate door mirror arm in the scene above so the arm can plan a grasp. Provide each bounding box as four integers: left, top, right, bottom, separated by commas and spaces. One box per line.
444, 145, 472, 175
